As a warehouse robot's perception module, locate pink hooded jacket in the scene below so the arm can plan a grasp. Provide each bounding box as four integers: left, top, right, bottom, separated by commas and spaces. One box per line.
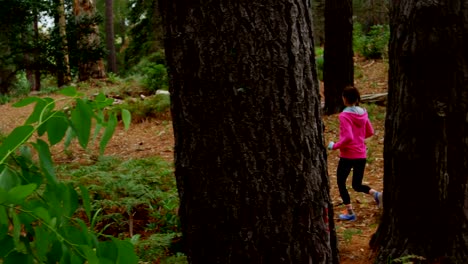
332, 106, 374, 159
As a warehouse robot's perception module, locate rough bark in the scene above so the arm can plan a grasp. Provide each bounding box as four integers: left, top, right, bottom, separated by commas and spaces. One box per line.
160, 0, 338, 263
105, 0, 117, 73
55, 0, 72, 86
73, 0, 106, 81
323, 0, 354, 115
372, 1, 468, 263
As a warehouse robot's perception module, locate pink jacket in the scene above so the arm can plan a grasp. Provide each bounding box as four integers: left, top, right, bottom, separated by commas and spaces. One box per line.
332, 106, 374, 159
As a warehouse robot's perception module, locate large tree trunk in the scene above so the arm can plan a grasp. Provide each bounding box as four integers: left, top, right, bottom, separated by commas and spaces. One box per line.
105, 0, 117, 73
160, 0, 338, 263
372, 1, 468, 263
73, 0, 106, 81
323, 0, 354, 115
55, 0, 72, 87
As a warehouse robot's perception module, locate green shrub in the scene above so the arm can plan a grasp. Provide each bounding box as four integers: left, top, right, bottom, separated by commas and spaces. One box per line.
142, 63, 168, 92
11, 72, 31, 97
315, 47, 324, 81
113, 94, 171, 122
353, 23, 390, 59
0, 94, 10, 105
127, 52, 168, 94
133, 233, 186, 263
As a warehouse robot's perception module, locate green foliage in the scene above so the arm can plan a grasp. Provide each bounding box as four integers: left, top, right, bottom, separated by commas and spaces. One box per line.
0, 94, 10, 105
0, 86, 137, 263
366, 103, 386, 122
127, 52, 168, 93
353, 23, 390, 59
58, 156, 179, 231
342, 228, 362, 243
392, 255, 426, 263
57, 156, 182, 262
142, 64, 168, 92
112, 94, 171, 122
107, 72, 121, 84
315, 47, 324, 81
133, 233, 186, 263
124, 0, 164, 70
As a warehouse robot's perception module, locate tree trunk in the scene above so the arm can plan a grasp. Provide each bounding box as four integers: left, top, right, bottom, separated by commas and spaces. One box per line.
160, 0, 338, 263
312, 0, 325, 47
73, 0, 106, 81
105, 0, 117, 73
372, 1, 468, 263
323, 0, 354, 115
55, 0, 72, 87
32, 13, 40, 91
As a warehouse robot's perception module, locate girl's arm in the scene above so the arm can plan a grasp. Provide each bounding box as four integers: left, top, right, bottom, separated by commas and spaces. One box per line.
365, 118, 374, 139
332, 115, 354, 150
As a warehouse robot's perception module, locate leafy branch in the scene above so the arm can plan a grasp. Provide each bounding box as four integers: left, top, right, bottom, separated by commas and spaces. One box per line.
0, 86, 136, 263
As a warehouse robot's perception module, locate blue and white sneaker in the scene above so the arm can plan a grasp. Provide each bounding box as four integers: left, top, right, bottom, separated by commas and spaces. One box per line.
339, 212, 357, 221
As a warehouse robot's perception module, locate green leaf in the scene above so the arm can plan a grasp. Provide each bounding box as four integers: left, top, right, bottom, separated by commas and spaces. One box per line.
0, 235, 14, 257
71, 99, 92, 149
93, 93, 114, 109
97, 240, 117, 262
46, 113, 69, 145
0, 207, 9, 239
99, 113, 117, 155
7, 183, 37, 204
114, 238, 139, 264
121, 109, 131, 130
4, 251, 33, 264
81, 245, 99, 264
25, 98, 46, 125
0, 125, 34, 164
33, 207, 51, 223
62, 183, 78, 217
36, 100, 56, 137
33, 139, 57, 185
12, 211, 20, 245
59, 86, 78, 97
0, 167, 20, 191
34, 225, 50, 262
12, 97, 40, 107
79, 186, 91, 221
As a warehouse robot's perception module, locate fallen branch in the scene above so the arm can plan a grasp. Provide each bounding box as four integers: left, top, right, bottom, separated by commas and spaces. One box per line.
361, 93, 387, 106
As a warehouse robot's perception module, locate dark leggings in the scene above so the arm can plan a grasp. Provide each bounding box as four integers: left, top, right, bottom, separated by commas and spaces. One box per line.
337, 158, 371, 205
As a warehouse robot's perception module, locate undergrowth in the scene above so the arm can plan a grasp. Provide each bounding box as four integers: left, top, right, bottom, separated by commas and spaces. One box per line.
57, 156, 184, 263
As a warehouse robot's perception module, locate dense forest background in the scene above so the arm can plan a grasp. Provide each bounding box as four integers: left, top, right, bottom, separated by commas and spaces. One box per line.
0, 0, 388, 98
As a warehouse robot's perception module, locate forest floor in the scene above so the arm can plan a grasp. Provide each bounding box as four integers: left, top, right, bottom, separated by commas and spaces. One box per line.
0, 57, 388, 263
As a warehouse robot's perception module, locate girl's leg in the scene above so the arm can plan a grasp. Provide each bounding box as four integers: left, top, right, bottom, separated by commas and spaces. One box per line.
337, 158, 353, 205
351, 158, 382, 207
351, 158, 371, 194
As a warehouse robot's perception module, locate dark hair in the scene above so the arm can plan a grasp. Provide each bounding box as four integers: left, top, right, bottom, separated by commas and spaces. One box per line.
342, 86, 361, 105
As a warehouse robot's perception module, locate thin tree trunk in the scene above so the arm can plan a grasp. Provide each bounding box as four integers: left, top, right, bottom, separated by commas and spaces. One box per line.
323, 0, 354, 115
105, 0, 117, 73
32, 13, 40, 91
160, 0, 339, 263
312, 0, 325, 47
56, 0, 71, 86
372, 1, 468, 262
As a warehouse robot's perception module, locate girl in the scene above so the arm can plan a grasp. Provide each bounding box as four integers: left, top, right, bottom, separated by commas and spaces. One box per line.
328, 86, 382, 221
